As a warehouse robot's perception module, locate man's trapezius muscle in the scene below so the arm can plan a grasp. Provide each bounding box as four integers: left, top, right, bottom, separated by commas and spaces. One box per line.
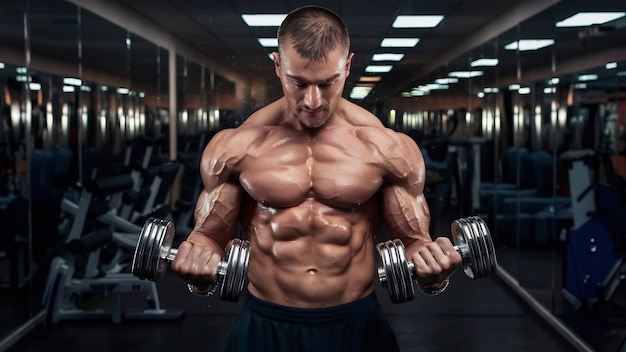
178, 97, 433, 308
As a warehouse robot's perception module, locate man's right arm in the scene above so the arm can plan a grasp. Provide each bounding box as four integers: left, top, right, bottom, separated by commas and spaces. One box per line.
170, 129, 245, 290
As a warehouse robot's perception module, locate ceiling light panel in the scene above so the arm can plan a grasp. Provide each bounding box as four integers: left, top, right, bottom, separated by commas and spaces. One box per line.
555, 12, 626, 27
578, 74, 598, 81
242, 14, 287, 26
380, 38, 420, 47
392, 15, 444, 28
366, 65, 393, 73
448, 71, 483, 78
258, 38, 278, 47
504, 39, 554, 51
359, 76, 382, 82
470, 58, 499, 67
372, 53, 404, 61
350, 86, 372, 99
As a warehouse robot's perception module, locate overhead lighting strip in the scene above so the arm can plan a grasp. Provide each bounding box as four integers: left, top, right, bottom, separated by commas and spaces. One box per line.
392, 15, 444, 28
372, 53, 404, 62
504, 39, 554, 51
241, 14, 287, 27
380, 38, 420, 47
556, 12, 626, 27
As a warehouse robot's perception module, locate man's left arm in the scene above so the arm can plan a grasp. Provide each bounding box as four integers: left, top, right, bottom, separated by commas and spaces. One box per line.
380, 132, 462, 290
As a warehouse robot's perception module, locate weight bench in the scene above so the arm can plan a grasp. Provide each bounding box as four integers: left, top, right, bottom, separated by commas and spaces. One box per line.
44, 174, 183, 325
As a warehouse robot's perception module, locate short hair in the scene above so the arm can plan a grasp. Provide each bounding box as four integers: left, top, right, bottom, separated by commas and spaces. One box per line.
277, 6, 350, 62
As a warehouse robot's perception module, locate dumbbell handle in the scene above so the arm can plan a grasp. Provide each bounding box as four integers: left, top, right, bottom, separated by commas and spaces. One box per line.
161, 247, 229, 275
378, 243, 469, 284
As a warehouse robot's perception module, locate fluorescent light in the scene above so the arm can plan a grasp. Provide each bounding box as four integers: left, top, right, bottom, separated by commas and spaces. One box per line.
359, 76, 381, 82
448, 70, 483, 78
508, 84, 521, 90
411, 90, 426, 96
435, 77, 458, 84
477, 92, 485, 98
16, 67, 27, 74
544, 87, 556, 94
101, 86, 108, 91
578, 74, 597, 81
401, 92, 412, 97
350, 86, 372, 99
117, 88, 130, 95
483, 88, 499, 93
470, 58, 499, 67
549, 78, 559, 85
268, 53, 275, 61
258, 38, 278, 47
242, 14, 286, 26
392, 15, 444, 28
15, 76, 27, 82
29, 83, 41, 91
365, 65, 393, 73
80, 85, 92, 92
380, 38, 420, 47
63, 77, 82, 86
372, 53, 404, 61
423, 83, 448, 90
518, 87, 531, 94
0, 62, 4, 69
62, 86, 75, 93
504, 39, 554, 51
556, 12, 626, 27
617, 71, 626, 77
606, 62, 617, 70
575, 83, 587, 89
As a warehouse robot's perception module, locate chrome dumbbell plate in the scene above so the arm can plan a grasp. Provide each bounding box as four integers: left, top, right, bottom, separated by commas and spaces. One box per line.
377, 239, 415, 303
377, 216, 497, 304
132, 217, 174, 281
131, 217, 250, 302
451, 216, 497, 279
219, 238, 250, 302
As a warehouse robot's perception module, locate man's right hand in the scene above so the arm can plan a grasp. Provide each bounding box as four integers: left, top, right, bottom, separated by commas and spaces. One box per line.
171, 240, 223, 290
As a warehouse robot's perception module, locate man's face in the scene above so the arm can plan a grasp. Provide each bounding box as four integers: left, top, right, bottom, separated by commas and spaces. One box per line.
273, 42, 353, 129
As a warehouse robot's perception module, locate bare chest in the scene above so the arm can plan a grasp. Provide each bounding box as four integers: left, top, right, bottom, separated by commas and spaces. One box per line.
238, 131, 384, 208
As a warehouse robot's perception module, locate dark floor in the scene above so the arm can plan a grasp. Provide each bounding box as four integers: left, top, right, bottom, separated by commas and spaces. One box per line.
1, 206, 582, 352
6, 270, 574, 352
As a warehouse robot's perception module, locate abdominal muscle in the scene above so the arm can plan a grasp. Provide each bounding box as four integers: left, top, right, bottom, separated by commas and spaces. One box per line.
242, 197, 380, 308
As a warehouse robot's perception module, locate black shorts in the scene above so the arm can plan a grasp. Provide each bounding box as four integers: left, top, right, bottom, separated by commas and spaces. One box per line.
225, 292, 400, 352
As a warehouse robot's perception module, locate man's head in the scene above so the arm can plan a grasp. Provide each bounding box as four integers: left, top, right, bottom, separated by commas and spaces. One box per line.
273, 6, 354, 129
277, 6, 350, 62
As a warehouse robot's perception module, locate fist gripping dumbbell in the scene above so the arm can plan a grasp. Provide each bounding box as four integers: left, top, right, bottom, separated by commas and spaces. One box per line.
131, 218, 250, 302
376, 216, 497, 303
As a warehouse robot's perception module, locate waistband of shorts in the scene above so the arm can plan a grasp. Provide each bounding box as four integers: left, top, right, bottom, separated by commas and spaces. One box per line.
242, 291, 381, 325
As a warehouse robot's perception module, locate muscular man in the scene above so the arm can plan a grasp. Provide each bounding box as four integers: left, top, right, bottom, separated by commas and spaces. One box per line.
171, 6, 462, 351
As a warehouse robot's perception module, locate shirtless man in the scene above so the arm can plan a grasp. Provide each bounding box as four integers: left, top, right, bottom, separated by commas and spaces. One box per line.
171, 6, 462, 351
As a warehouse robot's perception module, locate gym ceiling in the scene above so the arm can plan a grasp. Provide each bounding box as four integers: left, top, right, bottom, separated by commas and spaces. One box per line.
4, 0, 626, 101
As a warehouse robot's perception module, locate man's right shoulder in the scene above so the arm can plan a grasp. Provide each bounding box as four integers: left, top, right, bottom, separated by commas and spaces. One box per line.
210, 125, 269, 148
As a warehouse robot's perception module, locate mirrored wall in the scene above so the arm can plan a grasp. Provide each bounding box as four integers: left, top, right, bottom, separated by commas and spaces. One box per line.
389, 3, 625, 350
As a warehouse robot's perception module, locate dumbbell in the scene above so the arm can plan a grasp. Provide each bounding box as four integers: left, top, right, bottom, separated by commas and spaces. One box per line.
376, 216, 497, 303
131, 217, 250, 302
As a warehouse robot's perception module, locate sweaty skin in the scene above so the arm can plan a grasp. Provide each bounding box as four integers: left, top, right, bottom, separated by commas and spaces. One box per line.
171, 41, 461, 308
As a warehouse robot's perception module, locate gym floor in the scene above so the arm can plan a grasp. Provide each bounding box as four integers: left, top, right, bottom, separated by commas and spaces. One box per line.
3, 208, 578, 352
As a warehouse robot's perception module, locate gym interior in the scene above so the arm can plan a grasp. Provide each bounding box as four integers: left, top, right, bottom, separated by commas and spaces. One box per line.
1, 0, 625, 351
